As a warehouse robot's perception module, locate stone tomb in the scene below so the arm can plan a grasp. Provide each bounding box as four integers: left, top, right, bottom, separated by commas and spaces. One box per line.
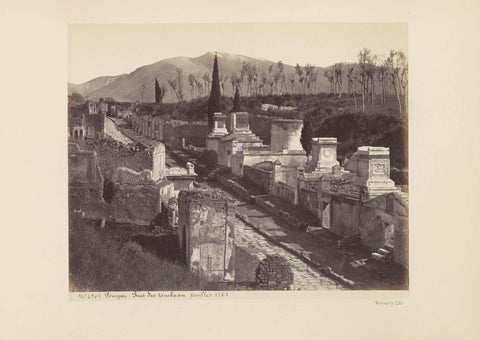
306, 137, 340, 173
206, 113, 228, 154
270, 119, 303, 152
178, 189, 235, 282
346, 146, 400, 199
228, 112, 250, 133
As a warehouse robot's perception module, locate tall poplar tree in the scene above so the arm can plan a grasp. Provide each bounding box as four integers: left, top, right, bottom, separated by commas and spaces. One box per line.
207, 53, 222, 130
232, 87, 240, 112
300, 114, 313, 158
155, 79, 161, 104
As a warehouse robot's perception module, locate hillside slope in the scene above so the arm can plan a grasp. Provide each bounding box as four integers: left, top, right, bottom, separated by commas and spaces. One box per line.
68, 51, 331, 103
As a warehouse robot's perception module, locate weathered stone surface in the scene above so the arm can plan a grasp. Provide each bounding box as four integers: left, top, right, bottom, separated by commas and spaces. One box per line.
307, 137, 340, 173
68, 143, 108, 219
270, 119, 303, 152
178, 189, 235, 282
152, 143, 165, 181
255, 255, 294, 290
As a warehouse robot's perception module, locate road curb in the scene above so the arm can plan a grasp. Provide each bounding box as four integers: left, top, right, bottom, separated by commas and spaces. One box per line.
235, 212, 357, 289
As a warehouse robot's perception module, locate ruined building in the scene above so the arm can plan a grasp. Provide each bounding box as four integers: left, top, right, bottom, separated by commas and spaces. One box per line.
68, 143, 108, 219
242, 136, 408, 267
68, 101, 106, 140
178, 189, 235, 282
109, 143, 197, 226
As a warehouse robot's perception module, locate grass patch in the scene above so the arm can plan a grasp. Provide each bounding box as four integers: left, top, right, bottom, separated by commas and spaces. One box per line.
69, 217, 219, 292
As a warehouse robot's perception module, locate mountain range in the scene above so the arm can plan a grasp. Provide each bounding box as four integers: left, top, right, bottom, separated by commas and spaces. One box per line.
68, 52, 333, 103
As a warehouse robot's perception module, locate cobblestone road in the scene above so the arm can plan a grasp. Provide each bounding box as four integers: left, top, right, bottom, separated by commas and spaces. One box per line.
234, 218, 343, 290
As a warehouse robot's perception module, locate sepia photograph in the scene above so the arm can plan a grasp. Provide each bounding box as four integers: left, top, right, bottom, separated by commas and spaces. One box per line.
2, 0, 480, 338
68, 23, 409, 292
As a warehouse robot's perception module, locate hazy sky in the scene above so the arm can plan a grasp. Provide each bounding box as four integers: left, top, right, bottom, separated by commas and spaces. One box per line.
68, 23, 407, 84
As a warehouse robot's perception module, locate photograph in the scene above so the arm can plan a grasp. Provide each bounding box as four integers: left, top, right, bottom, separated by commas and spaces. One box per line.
67, 23, 409, 292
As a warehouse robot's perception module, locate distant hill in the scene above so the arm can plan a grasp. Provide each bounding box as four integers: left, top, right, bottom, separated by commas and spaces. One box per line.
68, 51, 332, 103
68, 74, 127, 98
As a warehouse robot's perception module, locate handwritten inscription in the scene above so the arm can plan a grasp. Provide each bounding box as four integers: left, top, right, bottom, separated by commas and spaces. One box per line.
75, 291, 229, 301
375, 300, 404, 307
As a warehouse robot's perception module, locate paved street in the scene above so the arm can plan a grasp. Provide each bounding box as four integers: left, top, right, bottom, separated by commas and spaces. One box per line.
234, 216, 343, 290
114, 120, 407, 290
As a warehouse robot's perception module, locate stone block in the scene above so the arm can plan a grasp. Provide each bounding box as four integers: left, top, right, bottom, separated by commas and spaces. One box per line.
178, 189, 235, 282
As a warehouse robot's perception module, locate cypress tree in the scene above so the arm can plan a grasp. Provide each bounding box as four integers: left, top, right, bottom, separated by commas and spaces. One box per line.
232, 87, 240, 112
300, 114, 314, 158
155, 78, 161, 104
207, 53, 222, 130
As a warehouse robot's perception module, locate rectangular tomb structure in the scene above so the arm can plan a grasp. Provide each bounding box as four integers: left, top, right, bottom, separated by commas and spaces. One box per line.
355, 146, 399, 198
178, 189, 235, 282
309, 137, 340, 173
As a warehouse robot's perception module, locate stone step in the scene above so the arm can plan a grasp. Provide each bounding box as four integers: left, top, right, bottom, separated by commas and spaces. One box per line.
371, 252, 385, 262
384, 245, 394, 252
378, 248, 391, 256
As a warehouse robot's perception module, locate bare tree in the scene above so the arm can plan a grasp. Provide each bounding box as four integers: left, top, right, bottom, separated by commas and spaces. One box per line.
196, 81, 204, 98
239, 62, 249, 96
188, 73, 197, 100
260, 71, 267, 96
358, 48, 372, 112
295, 64, 305, 94
203, 73, 211, 96
390, 50, 408, 114
288, 72, 296, 94
334, 63, 344, 97
399, 54, 408, 115
304, 64, 314, 94
167, 79, 182, 102
175, 67, 184, 101
247, 63, 258, 96
324, 70, 335, 94
140, 84, 145, 103
220, 74, 229, 96
376, 55, 388, 103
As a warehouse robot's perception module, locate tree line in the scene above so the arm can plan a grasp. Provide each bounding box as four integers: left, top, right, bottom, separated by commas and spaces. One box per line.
152, 48, 407, 114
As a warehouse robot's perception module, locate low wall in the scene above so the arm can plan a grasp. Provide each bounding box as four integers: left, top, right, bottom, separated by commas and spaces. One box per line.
255, 197, 308, 231
231, 151, 306, 177
214, 174, 253, 203
330, 195, 361, 236
272, 182, 296, 205
243, 166, 271, 194
298, 188, 318, 215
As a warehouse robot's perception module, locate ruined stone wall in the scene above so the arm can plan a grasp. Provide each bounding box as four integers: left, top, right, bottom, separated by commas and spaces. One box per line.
68, 143, 107, 219
178, 190, 235, 282
243, 165, 272, 193
359, 193, 408, 267
109, 167, 175, 226
298, 188, 318, 215
231, 151, 306, 177
84, 112, 105, 139
217, 139, 233, 167
273, 182, 296, 205
329, 195, 362, 236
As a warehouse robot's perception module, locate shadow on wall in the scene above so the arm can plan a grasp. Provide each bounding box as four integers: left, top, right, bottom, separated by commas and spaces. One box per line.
234, 245, 263, 284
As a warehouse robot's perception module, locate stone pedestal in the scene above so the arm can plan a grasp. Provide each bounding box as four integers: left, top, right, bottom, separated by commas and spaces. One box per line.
308, 137, 340, 173
270, 119, 304, 152
206, 113, 228, 154
354, 146, 399, 198
152, 143, 165, 181
178, 190, 235, 282
228, 112, 250, 133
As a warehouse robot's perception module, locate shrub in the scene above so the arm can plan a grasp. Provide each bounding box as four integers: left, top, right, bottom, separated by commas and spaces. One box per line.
198, 149, 218, 166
